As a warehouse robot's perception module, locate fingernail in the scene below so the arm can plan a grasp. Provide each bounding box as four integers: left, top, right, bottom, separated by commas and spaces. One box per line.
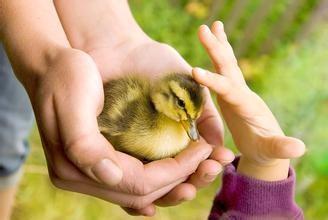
92, 159, 123, 186
222, 151, 235, 165
205, 174, 218, 182
216, 21, 224, 29
205, 170, 221, 181
202, 24, 210, 31
221, 160, 233, 166
179, 193, 195, 202
180, 196, 194, 202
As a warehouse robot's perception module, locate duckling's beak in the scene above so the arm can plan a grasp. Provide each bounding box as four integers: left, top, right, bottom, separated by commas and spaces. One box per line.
181, 118, 200, 141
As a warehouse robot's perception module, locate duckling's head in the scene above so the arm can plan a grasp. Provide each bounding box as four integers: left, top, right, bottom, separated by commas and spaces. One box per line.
151, 73, 204, 141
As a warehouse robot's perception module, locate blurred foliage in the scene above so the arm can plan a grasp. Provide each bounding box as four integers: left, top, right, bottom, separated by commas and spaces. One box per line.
11, 0, 328, 219
132, 0, 320, 59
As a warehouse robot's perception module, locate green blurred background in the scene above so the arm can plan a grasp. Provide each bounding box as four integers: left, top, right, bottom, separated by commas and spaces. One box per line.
12, 0, 328, 219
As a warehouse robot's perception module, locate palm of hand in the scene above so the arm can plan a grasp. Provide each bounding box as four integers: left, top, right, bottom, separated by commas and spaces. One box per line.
88, 38, 227, 147
32, 48, 215, 214
218, 84, 285, 164
88, 39, 191, 81
72, 39, 232, 213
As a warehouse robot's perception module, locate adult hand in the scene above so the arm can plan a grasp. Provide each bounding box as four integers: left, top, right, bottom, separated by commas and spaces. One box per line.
193, 21, 306, 181
0, 0, 232, 216
53, 0, 234, 215
87, 39, 235, 211
30, 47, 212, 215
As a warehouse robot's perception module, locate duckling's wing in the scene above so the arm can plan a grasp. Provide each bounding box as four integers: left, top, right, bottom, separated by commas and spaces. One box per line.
98, 76, 149, 136
98, 118, 124, 136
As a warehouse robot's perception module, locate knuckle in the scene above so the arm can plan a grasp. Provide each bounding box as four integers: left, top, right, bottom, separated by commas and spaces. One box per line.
132, 181, 149, 196
219, 82, 232, 97
118, 164, 157, 197
125, 174, 152, 196
118, 179, 146, 196
63, 134, 95, 168
128, 197, 148, 210
63, 138, 82, 158
141, 184, 152, 196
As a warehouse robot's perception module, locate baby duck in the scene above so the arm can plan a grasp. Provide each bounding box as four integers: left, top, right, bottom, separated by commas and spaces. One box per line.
98, 73, 204, 161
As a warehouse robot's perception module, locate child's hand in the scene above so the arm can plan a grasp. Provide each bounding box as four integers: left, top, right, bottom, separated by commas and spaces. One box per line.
193, 21, 306, 181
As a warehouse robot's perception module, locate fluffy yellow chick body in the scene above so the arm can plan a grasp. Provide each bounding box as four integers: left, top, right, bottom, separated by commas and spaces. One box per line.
98, 73, 204, 160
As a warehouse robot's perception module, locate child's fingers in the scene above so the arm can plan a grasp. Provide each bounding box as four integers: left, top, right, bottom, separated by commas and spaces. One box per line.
193, 67, 231, 96
262, 136, 306, 159
198, 24, 222, 66
198, 24, 225, 74
211, 21, 227, 43
198, 22, 245, 85
193, 67, 248, 106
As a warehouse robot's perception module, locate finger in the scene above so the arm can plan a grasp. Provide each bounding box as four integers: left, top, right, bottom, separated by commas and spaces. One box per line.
188, 159, 223, 188
155, 183, 196, 207
197, 88, 224, 146
54, 54, 122, 186
106, 141, 211, 195
52, 174, 185, 210
198, 24, 224, 73
198, 23, 245, 84
193, 67, 231, 97
262, 136, 306, 159
210, 146, 235, 166
193, 67, 251, 107
122, 204, 156, 217
211, 21, 227, 42
143, 139, 212, 194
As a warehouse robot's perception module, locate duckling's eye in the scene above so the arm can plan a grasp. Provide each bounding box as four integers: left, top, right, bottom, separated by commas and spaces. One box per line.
176, 98, 185, 109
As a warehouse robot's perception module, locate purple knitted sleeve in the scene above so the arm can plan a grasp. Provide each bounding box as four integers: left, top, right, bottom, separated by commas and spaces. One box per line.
208, 158, 304, 220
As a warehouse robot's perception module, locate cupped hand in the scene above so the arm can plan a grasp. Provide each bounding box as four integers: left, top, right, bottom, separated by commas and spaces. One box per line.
29, 47, 216, 216
193, 21, 306, 181
83, 38, 235, 214
48, 1, 235, 215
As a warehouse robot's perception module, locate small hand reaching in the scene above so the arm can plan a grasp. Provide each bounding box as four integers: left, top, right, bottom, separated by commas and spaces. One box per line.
193, 21, 306, 181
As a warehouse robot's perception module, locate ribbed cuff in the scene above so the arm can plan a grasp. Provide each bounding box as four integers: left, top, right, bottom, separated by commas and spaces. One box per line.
209, 157, 303, 220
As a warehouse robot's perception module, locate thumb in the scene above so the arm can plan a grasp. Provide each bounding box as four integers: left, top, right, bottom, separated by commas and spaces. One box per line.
262, 135, 306, 159
53, 54, 123, 186
62, 130, 123, 186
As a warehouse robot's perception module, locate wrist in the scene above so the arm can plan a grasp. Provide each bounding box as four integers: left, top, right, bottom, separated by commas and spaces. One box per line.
54, 0, 151, 52
237, 156, 290, 181
14, 47, 92, 97
3, 42, 67, 82
1, 0, 73, 89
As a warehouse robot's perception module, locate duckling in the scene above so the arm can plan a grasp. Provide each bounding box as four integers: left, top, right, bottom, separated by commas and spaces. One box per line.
97, 73, 204, 161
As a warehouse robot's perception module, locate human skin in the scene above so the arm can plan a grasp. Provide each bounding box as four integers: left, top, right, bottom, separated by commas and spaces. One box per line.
0, 0, 234, 217
193, 21, 306, 181
0, 186, 17, 220
53, 0, 235, 215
